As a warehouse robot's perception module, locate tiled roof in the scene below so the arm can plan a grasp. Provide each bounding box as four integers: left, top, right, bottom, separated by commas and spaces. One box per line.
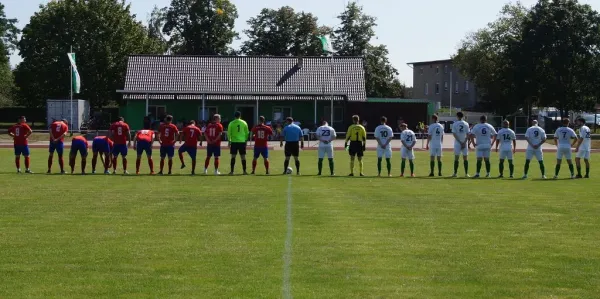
122, 55, 367, 102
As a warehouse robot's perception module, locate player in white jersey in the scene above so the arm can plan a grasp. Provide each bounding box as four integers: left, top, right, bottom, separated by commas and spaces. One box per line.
469, 115, 497, 178
494, 120, 517, 178
315, 120, 336, 176
374, 116, 394, 177
553, 118, 578, 179
522, 120, 547, 179
575, 117, 591, 178
399, 123, 416, 177
426, 114, 445, 177
451, 112, 470, 177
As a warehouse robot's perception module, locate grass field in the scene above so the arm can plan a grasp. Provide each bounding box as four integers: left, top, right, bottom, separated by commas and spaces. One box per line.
1, 149, 600, 298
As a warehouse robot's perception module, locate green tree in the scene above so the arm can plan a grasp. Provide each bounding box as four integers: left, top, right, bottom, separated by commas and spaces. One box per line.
14, 0, 163, 108
0, 3, 19, 106
364, 44, 404, 98
241, 6, 328, 56
148, 5, 169, 53
162, 0, 238, 55
333, 2, 376, 56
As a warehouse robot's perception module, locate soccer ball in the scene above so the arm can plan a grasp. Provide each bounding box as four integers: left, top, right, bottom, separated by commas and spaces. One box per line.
286, 167, 293, 174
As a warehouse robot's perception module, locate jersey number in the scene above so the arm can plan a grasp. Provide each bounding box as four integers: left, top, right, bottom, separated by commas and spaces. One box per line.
482, 128, 487, 135
209, 128, 216, 136
55, 125, 61, 132
190, 130, 194, 137
237, 125, 240, 132
165, 129, 170, 137
356, 131, 359, 140
585, 132, 591, 138
257, 131, 265, 139
459, 125, 464, 133
503, 134, 510, 141
322, 130, 330, 136
534, 131, 539, 138
381, 131, 388, 138
406, 136, 413, 142
15, 128, 20, 136
117, 127, 123, 136
436, 128, 440, 135
562, 132, 567, 139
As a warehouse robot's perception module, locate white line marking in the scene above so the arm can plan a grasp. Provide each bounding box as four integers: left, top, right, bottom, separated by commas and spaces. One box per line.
282, 176, 293, 299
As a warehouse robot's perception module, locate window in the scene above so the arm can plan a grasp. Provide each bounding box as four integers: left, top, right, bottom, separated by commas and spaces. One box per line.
465, 80, 470, 93
425, 83, 429, 95
419, 68, 423, 75
444, 81, 448, 91
435, 83, 440, 94
198, 106, 218, 121
444, 65, 448, 74
273, 107, 292, 122
147, 105, 166, 118
436, 66, 439, 74
455, 82, 459, 94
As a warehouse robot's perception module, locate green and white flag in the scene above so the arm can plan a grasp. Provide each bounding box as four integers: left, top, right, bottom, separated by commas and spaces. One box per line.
67, 53, 81, 94
318, 35, 335, 54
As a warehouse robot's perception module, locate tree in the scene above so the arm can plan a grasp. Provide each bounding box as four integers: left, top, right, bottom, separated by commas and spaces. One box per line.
148, 5, 169, 53
14, 0, 164, 108
241, 6, 328, 56
364, 44, 404, 98
333, 2, 376, 56
162, 0, 238, 55
0, 3, 19, 106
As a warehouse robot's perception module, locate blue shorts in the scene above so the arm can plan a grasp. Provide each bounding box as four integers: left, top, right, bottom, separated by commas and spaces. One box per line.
112, 144, 128, 157
179, 145, 198, 159
49, 141, 64, 155
92, 139, 110, 153
70, 140, 88, 157
160, 145, 175, 158
14, 145, 30, 157
136, 141, 153, 156
254, 147, 269, 159
207, 145, 221, 157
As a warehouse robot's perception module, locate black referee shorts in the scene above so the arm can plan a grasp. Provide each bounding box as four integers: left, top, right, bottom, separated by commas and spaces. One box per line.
284, 141, 300, 157
348, 141, 364, 157
230, 142, 247, 155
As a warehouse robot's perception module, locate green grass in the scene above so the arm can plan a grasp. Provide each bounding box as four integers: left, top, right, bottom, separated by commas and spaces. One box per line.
1, 149, 600, 298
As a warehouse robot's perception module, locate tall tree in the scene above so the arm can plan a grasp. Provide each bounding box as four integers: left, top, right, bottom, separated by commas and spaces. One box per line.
162, 0, 238, 55
0, 3, 19, 106
242, 7, 327, 56
14, 0, 164, 108
364, 44, 404, 98
333, 2, 376, 56
148, 5, 169, 53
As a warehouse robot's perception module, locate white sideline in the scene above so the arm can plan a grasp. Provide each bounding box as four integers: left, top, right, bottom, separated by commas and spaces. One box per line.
282, 176, 293, 299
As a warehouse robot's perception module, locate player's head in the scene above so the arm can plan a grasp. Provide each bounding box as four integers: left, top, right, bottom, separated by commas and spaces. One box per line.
117, 117, 124, 122
286, 117, 294, 124
18, 116, 26, 123
502, 120, 510, 128
562, 118, 570, 126
432, 114, 439, 122
400, 123, 407, 132
576, 117, 586, 126
259, 116, 265, 124
352, 115, 359, 124
479, 115, 487, 123
380, 116, 387, 124
321, 120, 328, 126
531, 119, 538, 126
165, 115, 173, 124
456, 111, 464, 120
234, 111, 241, 119
61, 118, 69, 125
213, 114, 221, 123
189, 120, 196, 125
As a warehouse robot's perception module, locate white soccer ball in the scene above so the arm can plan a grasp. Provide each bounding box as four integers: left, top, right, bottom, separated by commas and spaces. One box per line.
286, 167, 293, 174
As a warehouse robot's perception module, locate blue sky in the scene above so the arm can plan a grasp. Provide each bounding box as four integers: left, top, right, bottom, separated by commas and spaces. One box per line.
5, 0, 600, 86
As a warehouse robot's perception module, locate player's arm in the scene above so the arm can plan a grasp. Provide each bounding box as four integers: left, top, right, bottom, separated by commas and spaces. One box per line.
245, 123, 250, 142
410, 135, 417, 149
344, 125, 352, 146
553, 131, 559, 146
361, 126, 366, 150
571, 131, 579, 148
8, 127, 15, 138
512, 138, 517, 153
426, 128, 432, 148
494, 138, 500, 151
227, 123, 233, 142
299, 129, 304, 148
280, 127, 285, 147
24, 126, 33, 139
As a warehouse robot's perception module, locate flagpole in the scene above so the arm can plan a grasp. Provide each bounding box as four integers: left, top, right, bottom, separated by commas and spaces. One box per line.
70, 46, 73, 132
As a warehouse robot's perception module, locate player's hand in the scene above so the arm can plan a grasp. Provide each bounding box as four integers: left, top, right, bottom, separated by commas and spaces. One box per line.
133, 145, 137, 150
301, 143, 304, 149
127, 142, 132, 148
513, 148, 516, 154
344, 143, 348, 149
280, 142, 283, 148
362, 145, 366, 151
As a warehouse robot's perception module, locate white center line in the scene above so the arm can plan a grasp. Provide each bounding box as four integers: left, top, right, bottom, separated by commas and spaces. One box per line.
282, 176, 293, 299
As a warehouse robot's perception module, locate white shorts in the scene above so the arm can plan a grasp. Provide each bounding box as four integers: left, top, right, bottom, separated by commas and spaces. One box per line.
429, 147, 442, 157
401, 147, 415, 160
376, 147, 392, 159
318, 146, 334, 159
576, 150, 590, 160
499, 150, 513, 160
557, 148, 572, 160
476, 148, 491, 158
454, 142, 468, 156
526, 148, 543, 161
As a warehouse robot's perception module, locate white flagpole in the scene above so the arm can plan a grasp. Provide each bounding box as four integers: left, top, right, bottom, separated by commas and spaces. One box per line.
70, 46, 73, 132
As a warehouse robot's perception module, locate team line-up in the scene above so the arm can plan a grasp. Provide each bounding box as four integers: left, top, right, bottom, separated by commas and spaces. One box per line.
6, 111, 594, 179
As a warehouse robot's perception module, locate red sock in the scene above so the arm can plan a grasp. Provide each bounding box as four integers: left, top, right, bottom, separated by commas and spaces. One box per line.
252, 160, 257, 172
192, 160, 196, 172
148, 158, 154, 172
81, 159, 86, 173
168, 159, 173, 172
25, 157, 30, 169
205, 157, 211, 169
136, 158, 141, 172
215, 158, 220, 169
122, 158, 128, 171
58, 157, 64, 171
15, 157, 21, 169
112, 157, 118, 171
160, 159, 165, 172
48, 156, 53, 170
179, 152, 185, 165
264, 160, 269, 171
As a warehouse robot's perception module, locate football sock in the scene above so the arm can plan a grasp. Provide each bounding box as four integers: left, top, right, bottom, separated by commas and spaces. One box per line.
92, 156, 97, 171
539, 161, 545, 175
476, 160, 482, 173
230, 158, 235, 172
284, 160, 290, 172
69, 157, 75, 172
524, 160, 530, 175
191, 159, 196, 172
430, 161, 435, 174
264, 160, 270, 172
350, 160, 355, 174
328, 158, 334, 174
577, 165, 582, 176
485, 160, 491, 173
58, 157, 64, 172
377, 158, 382, 174
409, 160, 414, 174
454, 160, 459, 174
555, 164, 561, 176
15, 157, 20, 169
214, 158, 220, 169
508, 161, 514, 176
205, 157, 211, 169
148, 158, 154, 172
295, 160, 300, 173
81, 159, 86, 173
252, 160, 258, 172
318, 158, 323, 174
499, 159, 504, 175
568, 164, 574, 175
168, 159, 173, 173
136, 158, 141, 172
123, 158, 128, 171
47, 156, 53, 171
464, 160, 469, 174
24, 157, 30, 169
386, 158, 391, 175
241, 159, 247, 172
586, 167, 590, 176
160, 159, 165, 172
401, 160, 406, 174
112, 157, 118, 171
437, 161, 442, 174
178, 152, 185, 165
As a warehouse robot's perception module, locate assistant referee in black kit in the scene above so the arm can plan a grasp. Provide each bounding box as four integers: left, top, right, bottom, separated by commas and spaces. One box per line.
345, 115, 367, 176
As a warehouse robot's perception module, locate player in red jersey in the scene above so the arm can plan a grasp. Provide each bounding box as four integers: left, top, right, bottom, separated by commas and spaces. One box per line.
204, 114, 224, 175
92, 136, 113, 174
48, 119, 69, 174
134, 129, 156, 175
109, 117, 132, 174
178, 120, 203, 175
69, 135, 89, 174
158, 115, 179, 175
8, 116, 33, 173
251, 116, 273, 175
